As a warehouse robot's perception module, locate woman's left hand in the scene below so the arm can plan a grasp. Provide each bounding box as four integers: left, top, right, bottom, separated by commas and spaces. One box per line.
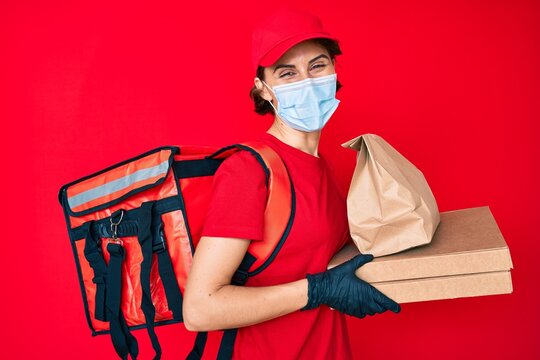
302, 254, 401, 318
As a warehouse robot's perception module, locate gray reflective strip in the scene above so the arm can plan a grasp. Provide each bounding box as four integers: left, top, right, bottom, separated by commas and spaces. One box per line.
68, 159, 170, 209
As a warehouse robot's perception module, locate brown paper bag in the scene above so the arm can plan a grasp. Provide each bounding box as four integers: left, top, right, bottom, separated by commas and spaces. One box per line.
342, 134, 440, 257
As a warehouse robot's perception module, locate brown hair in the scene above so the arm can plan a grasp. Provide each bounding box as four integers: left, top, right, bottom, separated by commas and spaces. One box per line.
249, 38, 343, 116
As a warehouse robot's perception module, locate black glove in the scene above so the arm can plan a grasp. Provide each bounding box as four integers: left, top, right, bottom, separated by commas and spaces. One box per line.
302, 254, 401, 318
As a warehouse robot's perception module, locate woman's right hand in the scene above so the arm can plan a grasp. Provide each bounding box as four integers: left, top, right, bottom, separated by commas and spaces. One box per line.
302, 254, 401, 318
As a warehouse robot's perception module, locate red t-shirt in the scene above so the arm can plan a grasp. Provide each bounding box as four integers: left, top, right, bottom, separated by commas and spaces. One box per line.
201, 132, 353, 359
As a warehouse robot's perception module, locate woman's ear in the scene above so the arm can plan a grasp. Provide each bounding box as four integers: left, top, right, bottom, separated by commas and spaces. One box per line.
254, 77, 273, 102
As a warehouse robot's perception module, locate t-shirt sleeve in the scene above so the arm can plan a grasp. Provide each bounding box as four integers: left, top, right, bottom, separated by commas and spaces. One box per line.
201, 150, 267, 241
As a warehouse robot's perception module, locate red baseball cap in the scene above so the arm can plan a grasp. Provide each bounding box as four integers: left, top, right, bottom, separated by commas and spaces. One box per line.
251, 6, 338, 71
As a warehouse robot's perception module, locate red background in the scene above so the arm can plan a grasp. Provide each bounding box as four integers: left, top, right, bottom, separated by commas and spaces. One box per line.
1, 0, 539, 358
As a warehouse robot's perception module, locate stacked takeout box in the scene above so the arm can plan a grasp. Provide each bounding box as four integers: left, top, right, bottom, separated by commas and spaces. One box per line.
329, 206, 513, 303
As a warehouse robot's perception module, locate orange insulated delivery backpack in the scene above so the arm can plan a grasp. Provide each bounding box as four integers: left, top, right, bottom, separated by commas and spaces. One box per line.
58, 143, 295, 359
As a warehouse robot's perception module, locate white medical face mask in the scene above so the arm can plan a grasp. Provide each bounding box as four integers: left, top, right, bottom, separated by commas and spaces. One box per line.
262, 73, 340, 132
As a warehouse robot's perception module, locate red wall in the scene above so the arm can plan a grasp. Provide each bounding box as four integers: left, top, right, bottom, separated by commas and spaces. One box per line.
1, 0, 538, 358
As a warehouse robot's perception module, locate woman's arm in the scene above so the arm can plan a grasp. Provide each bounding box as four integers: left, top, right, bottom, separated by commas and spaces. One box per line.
183, 235, 308, 332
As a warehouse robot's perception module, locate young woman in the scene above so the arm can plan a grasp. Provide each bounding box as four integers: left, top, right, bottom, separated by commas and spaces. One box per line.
183, 7, 400, 359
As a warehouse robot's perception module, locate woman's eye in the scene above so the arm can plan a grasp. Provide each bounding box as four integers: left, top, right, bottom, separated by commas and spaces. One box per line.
279, 71, 294, 78
311, 63, 327, 70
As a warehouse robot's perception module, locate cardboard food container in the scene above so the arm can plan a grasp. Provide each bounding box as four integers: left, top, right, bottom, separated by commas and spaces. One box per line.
328, 206, 513, 303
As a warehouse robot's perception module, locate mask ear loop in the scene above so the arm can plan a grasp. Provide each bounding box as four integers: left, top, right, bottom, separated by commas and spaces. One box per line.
261, 80, 280, 114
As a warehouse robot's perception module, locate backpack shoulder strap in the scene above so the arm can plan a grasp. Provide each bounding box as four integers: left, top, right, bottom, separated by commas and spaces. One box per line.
239, 141, 295, 276
206, 141, 295, 276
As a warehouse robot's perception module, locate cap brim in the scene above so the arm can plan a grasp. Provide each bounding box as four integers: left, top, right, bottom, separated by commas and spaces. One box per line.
258, 32, 337, 68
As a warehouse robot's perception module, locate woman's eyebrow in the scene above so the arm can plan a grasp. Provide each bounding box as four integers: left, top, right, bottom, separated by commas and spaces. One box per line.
308, 54, 330, 64
273, 54, 330, 74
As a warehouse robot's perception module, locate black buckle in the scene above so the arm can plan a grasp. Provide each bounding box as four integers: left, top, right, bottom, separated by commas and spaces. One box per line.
152, 228, 168, 253
97, 221, 138, 238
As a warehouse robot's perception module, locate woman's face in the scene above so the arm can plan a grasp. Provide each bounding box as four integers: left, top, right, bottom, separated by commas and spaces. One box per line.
255, 39, 336, 104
